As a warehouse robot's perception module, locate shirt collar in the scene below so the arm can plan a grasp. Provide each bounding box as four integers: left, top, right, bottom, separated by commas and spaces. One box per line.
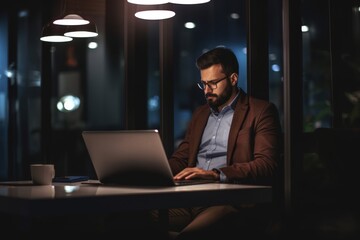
210, 90, 240, 115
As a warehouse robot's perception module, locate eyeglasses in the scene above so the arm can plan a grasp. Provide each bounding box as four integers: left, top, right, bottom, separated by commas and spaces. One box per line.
197, 76, 228, 90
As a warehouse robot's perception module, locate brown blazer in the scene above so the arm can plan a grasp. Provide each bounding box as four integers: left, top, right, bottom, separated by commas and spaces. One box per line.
169, 89, 282, 185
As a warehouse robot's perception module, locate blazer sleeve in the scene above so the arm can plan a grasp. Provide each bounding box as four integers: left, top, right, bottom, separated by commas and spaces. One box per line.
168, 105, 208, 175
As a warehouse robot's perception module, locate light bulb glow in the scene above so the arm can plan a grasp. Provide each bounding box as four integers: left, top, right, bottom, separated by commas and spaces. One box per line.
135, 10, 175, 20
64, 31, 98, 38
127, 0, 169, 5
170, 0, 210, 4
40, 35, 73, 42
57, 95, 80, 112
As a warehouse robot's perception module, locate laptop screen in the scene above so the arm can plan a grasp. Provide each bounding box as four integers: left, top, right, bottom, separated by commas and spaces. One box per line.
82, 129, 175, 186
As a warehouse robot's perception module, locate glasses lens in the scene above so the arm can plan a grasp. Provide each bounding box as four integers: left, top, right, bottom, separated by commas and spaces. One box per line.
208, 82, 216, 89
197, 82, 205, 90
197, 76, 227, 90
197, 82, 216, 90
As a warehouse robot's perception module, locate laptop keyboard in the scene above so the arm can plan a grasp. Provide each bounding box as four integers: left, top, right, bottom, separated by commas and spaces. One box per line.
174, 179, 216, 186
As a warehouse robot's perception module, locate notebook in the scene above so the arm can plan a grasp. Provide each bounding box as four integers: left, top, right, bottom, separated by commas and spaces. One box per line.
81, 129, 216, 186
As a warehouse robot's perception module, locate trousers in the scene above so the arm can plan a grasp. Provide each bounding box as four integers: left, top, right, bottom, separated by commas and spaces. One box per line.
153, 205, 240, 239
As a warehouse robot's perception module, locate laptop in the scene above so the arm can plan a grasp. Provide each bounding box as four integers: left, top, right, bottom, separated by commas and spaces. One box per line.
81, 129, 216, 186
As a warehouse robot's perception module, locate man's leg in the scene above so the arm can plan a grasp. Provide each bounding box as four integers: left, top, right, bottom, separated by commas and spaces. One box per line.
176, 205, 239, 240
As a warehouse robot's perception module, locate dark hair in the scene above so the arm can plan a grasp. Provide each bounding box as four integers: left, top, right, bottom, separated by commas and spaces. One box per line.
196, 46, 239, 76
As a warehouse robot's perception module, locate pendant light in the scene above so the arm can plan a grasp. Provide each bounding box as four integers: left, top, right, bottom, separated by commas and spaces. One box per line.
53, 0, 90, 26
127, 0, 212, 20
40, 23, 73, 43
64, 22, 98, 38
53, 14, 89, 26
135, 9, 175, 20
40, 0, 98, 42
128, 1, 175, 20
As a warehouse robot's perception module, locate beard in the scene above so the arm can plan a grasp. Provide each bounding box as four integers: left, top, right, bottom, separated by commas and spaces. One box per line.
205, 82, 233, 110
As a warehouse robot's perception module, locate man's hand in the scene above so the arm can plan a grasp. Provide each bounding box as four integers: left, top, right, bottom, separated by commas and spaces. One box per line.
174, 167, 220, 180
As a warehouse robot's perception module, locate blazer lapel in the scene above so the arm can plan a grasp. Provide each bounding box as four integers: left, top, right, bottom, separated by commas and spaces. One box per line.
227, 89, 249, 163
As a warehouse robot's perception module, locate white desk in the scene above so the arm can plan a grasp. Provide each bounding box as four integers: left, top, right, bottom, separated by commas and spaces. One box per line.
0, 180, 272, 217
0, 180, 272, 237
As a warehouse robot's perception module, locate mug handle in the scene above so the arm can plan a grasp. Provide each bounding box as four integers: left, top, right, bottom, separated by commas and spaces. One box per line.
51, 166, 55, 179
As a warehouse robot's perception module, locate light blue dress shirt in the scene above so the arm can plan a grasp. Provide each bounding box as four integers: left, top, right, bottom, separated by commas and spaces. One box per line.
196, 93, 239, 182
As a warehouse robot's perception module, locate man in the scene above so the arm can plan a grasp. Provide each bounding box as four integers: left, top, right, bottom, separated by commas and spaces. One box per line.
166, 46, 282, 239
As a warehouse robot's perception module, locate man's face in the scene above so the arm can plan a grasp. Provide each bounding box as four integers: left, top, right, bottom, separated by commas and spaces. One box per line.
200, 64, 234, 110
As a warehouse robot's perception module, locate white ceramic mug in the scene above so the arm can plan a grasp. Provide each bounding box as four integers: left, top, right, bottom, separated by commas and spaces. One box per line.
30, 164, 55, 185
